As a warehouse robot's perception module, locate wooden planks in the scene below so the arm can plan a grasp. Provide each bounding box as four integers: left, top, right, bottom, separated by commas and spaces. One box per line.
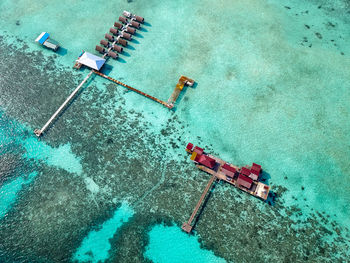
182, 174, 216, 233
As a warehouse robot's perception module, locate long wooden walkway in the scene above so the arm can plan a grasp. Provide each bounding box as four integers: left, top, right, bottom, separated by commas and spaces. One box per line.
93, 70, 173, 109
34, 71, 94, 137
182, 174, 216, 233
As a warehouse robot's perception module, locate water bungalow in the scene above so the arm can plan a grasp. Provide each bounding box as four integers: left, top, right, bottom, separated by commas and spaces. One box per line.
35, 11, 195, 137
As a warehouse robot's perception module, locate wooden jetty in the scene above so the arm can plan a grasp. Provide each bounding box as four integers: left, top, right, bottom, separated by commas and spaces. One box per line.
34, 12, 148, 137
182, 175, 217, 233
167, 76, 195, 107
34, 71, 93, 137
182, 143, 270, 233
93, 70, 173, 108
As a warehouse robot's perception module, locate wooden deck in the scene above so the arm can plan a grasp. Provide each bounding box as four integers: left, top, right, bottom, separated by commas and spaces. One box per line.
196, 158, 269, 201
182, 174, 216, 233
73, 61, 82, 69
167, 76, 195, 106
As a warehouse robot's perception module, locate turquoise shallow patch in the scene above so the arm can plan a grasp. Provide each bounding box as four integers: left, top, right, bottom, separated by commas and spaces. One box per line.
0, 108, 83, 175
73, 202, 134, 263
0, 172, 37, 219
144, 224, 226, 263
22, 137, 82, 175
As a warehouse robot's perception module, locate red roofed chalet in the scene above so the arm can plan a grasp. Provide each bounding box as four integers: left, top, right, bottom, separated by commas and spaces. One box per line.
237, 174, 253, 189
251, 163, 261, 176
186, 143, 194, 152
197, 155, 216, 169
240, 167, 251, 176
193, 146, 204, 155
221, 163, 236, 178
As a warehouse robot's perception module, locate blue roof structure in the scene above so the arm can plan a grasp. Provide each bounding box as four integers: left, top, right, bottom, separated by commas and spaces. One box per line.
35, 32, 50, 44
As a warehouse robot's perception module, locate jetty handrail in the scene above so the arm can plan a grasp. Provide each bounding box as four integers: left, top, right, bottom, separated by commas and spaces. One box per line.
34, 71, 93, 137
93, 70, 173, 109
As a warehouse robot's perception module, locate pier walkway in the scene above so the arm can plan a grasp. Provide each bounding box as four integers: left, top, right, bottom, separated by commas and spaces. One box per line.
34, 71, 94, 137
182, 174, 217, 233
93, 70, 173, 109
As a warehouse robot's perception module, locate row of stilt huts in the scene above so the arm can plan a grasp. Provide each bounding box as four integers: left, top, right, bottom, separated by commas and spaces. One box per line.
96, 11, 144, 59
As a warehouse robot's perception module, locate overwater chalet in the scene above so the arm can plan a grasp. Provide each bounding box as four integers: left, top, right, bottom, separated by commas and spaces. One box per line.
196, 154, 216, 169
240, 167, 251, 177
193, 146, 204, 155
250, 163, 262, 180
221, 163, 236, 178
237, 173, 253, 189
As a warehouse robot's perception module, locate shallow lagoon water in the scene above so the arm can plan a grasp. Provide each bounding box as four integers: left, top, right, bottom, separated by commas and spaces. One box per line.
0, 0, 349, 262
144, 224, 226, 263
0, 172, 37, 219
73, 202, 134, 263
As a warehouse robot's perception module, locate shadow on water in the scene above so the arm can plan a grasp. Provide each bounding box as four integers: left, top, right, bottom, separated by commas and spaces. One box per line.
42, 73, 97, 136
139, 27, 148, 32
117, 57, 127, 63
266, 191, 278, 206
101, 64, 114, 75
122, 51, 131, 57
191, 181, 217, 233
134, 32, 143, 38
143, 21, 151, 27
259, 170, 271, 185
125, 44, 135, 50
56, 47, 68, 56
131, 38, 140, 44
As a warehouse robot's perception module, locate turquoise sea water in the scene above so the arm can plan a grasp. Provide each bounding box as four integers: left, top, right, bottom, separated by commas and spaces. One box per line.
144, 224, 226, 263
0, 172, 37, 219
0, 0, 349, 262
73, 202, 134, 263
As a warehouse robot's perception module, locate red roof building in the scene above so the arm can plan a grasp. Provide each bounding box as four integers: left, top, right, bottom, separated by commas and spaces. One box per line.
237, 174, 253, 189
249, 163, 261, 180
194, 146, 204, 155
221, 163, 236, 178
197, 155, 216, 169
186, 143, 194, 152
251, 163, 261, 176
240, 167, 251, 177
